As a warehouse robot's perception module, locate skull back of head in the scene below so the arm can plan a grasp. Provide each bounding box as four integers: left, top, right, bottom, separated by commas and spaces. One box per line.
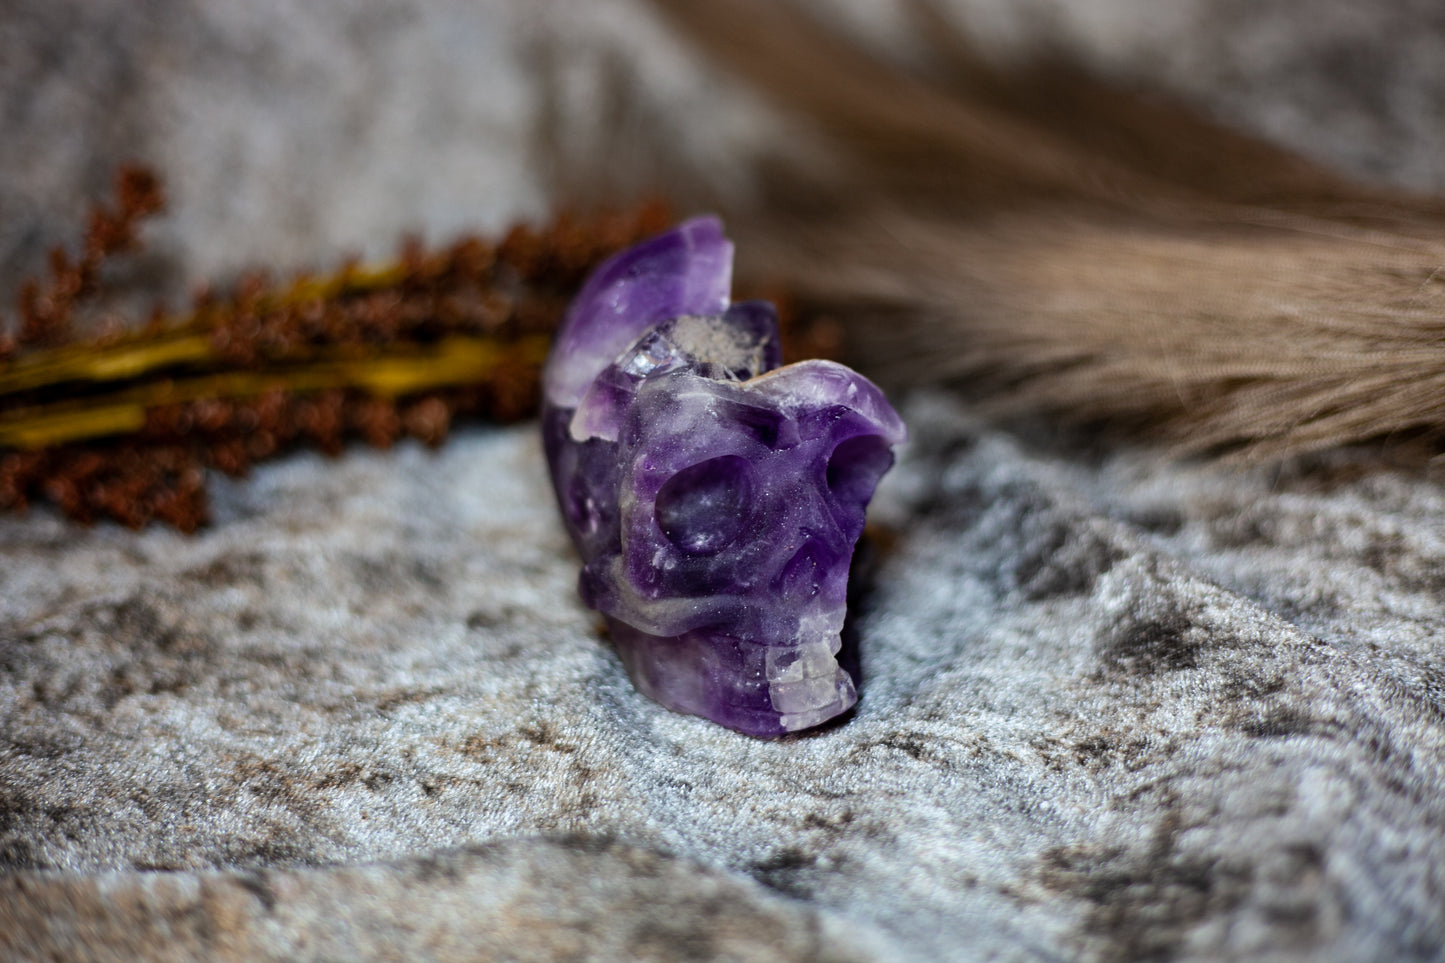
542, 217, 905, 737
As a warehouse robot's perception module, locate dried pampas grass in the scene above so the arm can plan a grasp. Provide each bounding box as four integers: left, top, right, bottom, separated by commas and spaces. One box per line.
639, 0, 1445, 460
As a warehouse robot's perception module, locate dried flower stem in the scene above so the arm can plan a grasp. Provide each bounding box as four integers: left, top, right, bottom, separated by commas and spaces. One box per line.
0, 168, 676, 529
0, 335, 550, 449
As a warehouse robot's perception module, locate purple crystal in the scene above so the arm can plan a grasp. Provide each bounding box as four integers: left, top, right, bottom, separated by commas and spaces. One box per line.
542, 216, 905, 737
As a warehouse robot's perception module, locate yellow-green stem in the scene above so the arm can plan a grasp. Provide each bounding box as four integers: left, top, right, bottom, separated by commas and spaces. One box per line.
0, 334, 549, 449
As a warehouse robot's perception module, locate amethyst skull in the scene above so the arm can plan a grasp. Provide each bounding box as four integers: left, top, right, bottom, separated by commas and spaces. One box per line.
542, 216, 905, 737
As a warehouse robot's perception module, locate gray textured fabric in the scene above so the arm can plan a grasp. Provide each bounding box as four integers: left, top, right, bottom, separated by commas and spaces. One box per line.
4, 2, 1445, 960
1, 838, 879, 962
4, 401, 1445, 960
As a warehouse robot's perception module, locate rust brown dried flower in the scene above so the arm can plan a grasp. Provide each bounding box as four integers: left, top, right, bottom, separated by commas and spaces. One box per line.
12, 166, 164, 353
0, 168, 676, 530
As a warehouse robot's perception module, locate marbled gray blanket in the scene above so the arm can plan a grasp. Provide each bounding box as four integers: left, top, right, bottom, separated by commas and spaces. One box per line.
4, 2, 1445, 960
4, 396, 1444, 960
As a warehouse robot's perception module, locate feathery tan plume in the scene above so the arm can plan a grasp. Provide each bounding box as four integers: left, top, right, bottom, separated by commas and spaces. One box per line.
644, 0, 1445, 459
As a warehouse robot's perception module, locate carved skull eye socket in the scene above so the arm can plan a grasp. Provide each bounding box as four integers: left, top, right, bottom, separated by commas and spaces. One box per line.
826, 435, 894, 510
655, 455, 754, 555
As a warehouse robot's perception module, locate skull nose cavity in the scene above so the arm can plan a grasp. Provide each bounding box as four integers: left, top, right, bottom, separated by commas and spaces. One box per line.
777, 537, 831, 601
826, 433, 895, 538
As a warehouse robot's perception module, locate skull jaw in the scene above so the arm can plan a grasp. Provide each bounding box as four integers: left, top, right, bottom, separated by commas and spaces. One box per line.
607, 618, 858, 737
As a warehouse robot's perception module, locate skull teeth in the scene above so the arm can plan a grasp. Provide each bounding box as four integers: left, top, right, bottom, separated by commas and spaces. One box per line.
765, 638, 841, 684
770, 673, 844, 713
777, 671, 859, 731
768, 639, 854, 720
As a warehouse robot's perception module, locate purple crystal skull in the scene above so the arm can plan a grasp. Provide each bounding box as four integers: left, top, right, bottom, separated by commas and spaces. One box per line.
542, 216, 905, 737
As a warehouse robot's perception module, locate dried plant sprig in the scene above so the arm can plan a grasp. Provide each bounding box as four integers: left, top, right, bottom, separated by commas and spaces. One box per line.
8, 165, 164, 354
1, 193, 670, 410
0, 335, 551, 449
0, 169, 681, 529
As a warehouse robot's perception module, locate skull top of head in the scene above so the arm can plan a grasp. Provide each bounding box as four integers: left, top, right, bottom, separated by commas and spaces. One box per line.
542, 217, 905, 737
